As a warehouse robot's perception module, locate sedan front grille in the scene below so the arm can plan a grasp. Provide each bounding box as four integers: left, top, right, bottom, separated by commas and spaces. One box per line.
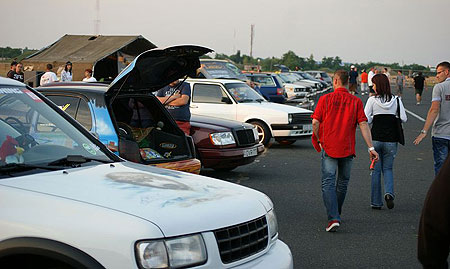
235, 129, 256, 147
291, 113, 313, 124
214, 216, 269, 264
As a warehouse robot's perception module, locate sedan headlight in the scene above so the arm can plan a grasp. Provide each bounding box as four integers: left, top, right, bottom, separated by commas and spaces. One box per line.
136, 234, 207, 269
210, 132, 236, 146
288, 114, 293, 124
267, 209, 279, 239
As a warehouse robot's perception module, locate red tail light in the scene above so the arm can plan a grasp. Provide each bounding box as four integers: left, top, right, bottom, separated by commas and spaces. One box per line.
276, 88, 284, 95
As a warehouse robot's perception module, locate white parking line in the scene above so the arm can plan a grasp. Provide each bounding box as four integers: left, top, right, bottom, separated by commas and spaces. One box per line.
405, 108, 426, 122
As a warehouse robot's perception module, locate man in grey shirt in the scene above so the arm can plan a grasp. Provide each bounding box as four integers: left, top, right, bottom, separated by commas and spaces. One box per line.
396, 70, 405, 97
414, 61, 450, 174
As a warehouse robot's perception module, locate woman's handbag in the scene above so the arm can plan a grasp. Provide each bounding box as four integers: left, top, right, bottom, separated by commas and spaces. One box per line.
396, 97, 405, 145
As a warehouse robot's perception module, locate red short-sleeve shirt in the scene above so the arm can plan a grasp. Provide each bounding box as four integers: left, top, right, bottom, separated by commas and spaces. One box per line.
312, 88, 367, 158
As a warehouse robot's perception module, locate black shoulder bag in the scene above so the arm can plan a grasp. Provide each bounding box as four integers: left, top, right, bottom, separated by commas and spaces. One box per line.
396, 97, 405, 145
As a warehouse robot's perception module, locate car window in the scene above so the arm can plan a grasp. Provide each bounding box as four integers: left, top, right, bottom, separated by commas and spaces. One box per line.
75, 99, 92, 130
193, 84, 227, 103
252, 76, 276, 86
46, 95, 92, 131
47, 95, 79, 118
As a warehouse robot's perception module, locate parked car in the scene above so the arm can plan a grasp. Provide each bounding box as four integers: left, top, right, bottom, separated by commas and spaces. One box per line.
190, 115, 264, 171
0, 76, 293, 268
187, 78, 313, 145
197, 59, 248, 81
293, 71, 330, 89
306, 70, 333, 85
278, 72, 322, 94
38, 81, 264, 172
245, 73, 287, 103
37, 45, 218, 174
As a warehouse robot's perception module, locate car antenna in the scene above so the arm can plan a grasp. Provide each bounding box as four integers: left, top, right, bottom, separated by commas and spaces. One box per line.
110, 72, 131, 104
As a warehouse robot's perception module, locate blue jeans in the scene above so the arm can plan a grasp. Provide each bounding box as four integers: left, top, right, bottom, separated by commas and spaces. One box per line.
432, 137, 450, 175
321, 151, 353, 222
371, 141, 398, 207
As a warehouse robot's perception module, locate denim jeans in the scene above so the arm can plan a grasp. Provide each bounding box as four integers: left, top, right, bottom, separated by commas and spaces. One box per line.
321, 151, 353, 221
432, 137, 450, 175
371, 141, 398, 207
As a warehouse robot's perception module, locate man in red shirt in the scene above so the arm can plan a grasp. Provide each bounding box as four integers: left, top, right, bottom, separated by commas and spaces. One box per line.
361, 69, 369, 95
312, 70, 379, 232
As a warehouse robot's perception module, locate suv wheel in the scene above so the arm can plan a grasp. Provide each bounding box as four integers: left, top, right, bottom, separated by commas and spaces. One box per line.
249, 121, 271, 146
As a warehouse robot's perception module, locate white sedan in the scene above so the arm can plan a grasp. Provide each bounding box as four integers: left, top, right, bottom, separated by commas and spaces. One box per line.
187, 79, 313, 145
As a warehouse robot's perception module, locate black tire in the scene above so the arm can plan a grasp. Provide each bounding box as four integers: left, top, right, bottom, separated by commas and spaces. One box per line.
276, 139, 296, 145
213, 166, 237, 172
249, 120, 271, 146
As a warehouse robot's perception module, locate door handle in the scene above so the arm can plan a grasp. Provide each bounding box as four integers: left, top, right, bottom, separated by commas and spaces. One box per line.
190, 105, 198, 108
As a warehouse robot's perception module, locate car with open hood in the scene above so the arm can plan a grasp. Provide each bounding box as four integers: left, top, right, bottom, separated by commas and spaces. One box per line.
38, 45, 216, 174
0, 76, 293, 268
187, 78, 313, 146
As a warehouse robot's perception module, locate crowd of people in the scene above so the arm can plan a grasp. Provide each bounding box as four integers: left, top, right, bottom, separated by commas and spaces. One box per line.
311, 62, 450, 267
5, 60, 97, 85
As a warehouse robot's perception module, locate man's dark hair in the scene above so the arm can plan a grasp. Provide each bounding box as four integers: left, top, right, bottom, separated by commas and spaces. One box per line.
384, 67, 388, 71
10, 61, 17, 67
372, 74, 392, 101
334, 70, 349, 85
398, 70, 402, 74
46, 63, 53, 70
418, 72, 423, 76
437, 61, 450, 70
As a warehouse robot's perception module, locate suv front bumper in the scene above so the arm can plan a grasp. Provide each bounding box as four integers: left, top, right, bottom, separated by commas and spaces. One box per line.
271, 123, 313, 138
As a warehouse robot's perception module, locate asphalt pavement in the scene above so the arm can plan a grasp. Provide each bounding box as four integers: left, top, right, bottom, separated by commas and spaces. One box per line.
201, 85, 437, 268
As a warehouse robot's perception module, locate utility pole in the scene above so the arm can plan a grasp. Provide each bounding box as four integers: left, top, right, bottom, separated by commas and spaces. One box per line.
94, 0, 100, 35
250, 24, 255, 58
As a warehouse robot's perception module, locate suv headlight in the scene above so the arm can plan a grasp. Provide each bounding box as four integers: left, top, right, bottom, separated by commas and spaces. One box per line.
136, 234, 207, 269
267, 209, 279, 239
288, 114, 293, 124
210, 132, 236, 145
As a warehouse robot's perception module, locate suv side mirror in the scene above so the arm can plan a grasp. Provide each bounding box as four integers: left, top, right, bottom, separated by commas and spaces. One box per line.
221, 97, 232, 104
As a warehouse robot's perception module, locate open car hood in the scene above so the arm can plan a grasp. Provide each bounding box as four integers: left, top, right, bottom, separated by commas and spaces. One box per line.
108, 45, 213, 94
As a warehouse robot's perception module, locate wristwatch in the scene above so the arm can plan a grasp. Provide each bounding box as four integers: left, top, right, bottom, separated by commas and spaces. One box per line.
368, 147, 375, 152
420, 130, 427, 134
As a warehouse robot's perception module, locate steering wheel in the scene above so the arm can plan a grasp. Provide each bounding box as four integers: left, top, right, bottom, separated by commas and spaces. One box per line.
117, 122, 134, 140
15, 133, 38, 149
5, 116, 26, 134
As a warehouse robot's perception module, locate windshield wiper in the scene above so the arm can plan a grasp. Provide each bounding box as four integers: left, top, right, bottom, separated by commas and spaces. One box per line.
0, 163, 61, 175
48, 155, 113, 167
238, 99, 255, 103
255, 99, 265, 103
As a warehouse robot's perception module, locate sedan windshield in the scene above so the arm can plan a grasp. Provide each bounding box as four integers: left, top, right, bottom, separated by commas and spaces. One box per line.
225, 83, 265, 103
278, 73, 301, 84
0, 86, 112, 168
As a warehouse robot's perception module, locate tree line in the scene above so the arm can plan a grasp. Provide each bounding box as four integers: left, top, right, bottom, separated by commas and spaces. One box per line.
207, 50, 430, 73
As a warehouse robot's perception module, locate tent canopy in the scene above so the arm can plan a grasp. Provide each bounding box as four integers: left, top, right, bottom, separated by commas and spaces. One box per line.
25, 34, 157, 64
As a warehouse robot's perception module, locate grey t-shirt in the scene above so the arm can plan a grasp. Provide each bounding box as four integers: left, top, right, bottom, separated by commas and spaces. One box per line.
431, 78, 450, 139
396, 75, 404, 86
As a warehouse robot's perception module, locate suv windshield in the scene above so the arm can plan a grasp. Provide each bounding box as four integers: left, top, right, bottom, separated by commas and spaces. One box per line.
225, 83, 265, 103
0, 86, 111, 168
278, 73, 301, 84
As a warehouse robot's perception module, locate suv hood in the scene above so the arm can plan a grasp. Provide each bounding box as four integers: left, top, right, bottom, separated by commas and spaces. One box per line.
0, 162, 271, 237
108, 45, 213, 95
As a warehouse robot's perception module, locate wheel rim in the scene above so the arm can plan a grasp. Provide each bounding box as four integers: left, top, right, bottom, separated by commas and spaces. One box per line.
255, 124, 264, 142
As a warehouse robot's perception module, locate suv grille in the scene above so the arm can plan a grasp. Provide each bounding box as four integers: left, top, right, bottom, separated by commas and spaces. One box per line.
214, 216, 268, 264
291, 113, 312, 124
235, 129, 256, 146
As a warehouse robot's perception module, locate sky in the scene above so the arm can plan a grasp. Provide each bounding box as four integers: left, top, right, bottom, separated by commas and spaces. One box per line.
1, 0, 449, 66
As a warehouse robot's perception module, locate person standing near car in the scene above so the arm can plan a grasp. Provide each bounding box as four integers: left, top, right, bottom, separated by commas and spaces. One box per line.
82, 69, 97, 82
312, 70, 379, 232
6, 61, 17, 79
413, 72, 426, 105
156, 80, 192, 135
368, 68, 376, 95
40, 64, 58, 86
8, 62, 24, 83
396, 70, 405, 97
60, 61, 73, 82
364, 74, 407, 210
414, 62, 450, 175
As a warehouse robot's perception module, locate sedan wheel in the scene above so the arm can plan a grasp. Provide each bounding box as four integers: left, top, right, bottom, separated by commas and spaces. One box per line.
249, 121, 271, 146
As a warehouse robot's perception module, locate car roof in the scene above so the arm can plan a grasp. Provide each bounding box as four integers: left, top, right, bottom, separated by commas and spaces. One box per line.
38, 82, 108, 94
0, 76, 26, 87
187, 78, 246, 84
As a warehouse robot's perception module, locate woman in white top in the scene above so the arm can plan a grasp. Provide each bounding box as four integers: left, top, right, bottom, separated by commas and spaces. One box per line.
364, 74, 407, 210
60, 61, 73, 82
82, 68, 97, 82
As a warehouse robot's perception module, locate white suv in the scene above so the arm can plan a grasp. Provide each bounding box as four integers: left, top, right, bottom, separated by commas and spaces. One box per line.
187, 78, 313, 146
0, 48, 293, 268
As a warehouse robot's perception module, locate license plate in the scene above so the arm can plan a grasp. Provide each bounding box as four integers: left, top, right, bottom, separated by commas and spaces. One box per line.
243, 148, 257, 157
303, 124, 313, 131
